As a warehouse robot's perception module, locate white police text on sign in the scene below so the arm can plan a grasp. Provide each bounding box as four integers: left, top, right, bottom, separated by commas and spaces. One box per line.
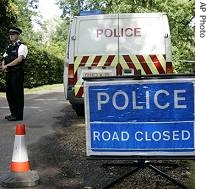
84, 78, 194, 157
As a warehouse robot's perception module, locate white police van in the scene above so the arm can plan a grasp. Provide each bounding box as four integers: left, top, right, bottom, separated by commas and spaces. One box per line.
63, 12, 173, 116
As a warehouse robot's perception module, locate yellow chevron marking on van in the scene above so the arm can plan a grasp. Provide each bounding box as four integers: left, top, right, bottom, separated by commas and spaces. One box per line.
118, 55, 129, 69
98, 55, 108, 67
109, 56, 118, 67
74, 56, 83, 74
74, 80, 83, 95
157, 54, 166, 69
143, 55, 159, 74
129, 55, 146, 75
85, 56, 95, 67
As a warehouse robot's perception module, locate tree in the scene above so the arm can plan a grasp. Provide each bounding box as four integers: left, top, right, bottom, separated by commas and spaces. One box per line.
0, 0, 64, 90
15, 0, 37, 34
0, 0, 18, 53
0, 0, 39, 53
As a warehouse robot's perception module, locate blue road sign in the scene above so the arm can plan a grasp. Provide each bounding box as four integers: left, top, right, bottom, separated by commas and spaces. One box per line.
84, 78, 195, 157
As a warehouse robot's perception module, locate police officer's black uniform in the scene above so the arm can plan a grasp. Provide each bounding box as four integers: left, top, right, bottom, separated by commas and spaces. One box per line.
3, 36, 26, 121
4, 27, 25, 121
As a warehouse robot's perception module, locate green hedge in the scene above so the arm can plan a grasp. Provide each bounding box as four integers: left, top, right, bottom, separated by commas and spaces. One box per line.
0, 42, 63, 91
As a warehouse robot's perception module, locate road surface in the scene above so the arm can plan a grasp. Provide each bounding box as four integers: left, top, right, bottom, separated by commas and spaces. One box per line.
0, 84, 193, 189
0, 85, 76, 188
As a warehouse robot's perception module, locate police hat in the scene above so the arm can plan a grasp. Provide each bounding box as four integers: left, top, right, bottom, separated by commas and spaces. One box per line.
9, 27, 22, 35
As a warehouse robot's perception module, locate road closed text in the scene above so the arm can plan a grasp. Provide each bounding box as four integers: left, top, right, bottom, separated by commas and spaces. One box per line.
92, 130, 191, 142
90, 122, 194, 150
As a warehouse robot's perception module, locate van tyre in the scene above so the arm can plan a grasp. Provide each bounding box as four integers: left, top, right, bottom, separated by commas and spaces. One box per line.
72, 104, 84, 117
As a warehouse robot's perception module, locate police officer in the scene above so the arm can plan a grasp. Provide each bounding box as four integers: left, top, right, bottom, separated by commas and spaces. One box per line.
1, 27, 28, 121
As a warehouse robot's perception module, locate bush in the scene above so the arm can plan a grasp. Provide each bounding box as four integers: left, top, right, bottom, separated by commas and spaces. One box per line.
0, 41, 64, 91
24, 43, 63, 88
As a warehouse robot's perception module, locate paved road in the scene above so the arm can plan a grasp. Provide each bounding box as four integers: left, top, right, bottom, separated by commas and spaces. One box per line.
0, 85, 71, 187
0, 85, 193, 189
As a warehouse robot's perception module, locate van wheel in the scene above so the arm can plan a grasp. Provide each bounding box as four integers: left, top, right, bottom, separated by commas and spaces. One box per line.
72, 104, 85, 117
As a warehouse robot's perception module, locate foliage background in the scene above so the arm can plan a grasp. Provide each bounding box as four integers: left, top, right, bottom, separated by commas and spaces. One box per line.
0, 0, 194, 91
0, 0, 65, 91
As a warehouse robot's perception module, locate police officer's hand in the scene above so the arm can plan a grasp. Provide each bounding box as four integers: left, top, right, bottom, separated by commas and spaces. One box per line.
2, 65, 8, 72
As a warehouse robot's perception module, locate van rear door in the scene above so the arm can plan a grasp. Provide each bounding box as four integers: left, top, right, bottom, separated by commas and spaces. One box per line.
118, 13, 171, 75
73, 14, 119, 97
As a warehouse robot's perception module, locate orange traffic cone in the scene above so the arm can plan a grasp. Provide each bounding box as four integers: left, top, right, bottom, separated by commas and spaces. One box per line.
10, 124, 30, 172
2, 124, 40, 188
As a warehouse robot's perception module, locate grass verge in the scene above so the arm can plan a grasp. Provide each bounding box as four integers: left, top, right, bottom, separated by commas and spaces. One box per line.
187, 160, 195, 189
0, 84, 63, 98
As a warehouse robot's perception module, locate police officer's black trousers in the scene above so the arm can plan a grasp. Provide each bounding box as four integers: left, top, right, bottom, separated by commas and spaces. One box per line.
5, 69, 24, 119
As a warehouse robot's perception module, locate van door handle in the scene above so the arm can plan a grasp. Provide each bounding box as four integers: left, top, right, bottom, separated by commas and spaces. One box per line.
71, 36, 76, 40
